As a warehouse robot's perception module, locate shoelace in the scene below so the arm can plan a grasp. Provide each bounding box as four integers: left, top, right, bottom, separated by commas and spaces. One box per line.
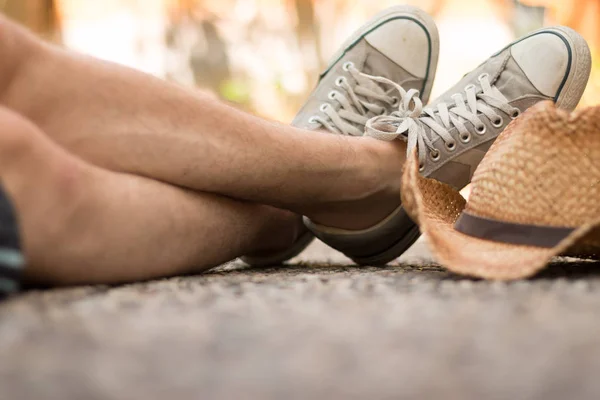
365, 73, 521, 170
309, 62, 403, 136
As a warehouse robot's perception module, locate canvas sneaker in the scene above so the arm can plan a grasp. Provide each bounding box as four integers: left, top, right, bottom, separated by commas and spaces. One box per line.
305, 26, 591, 265
242, 5, 439, 266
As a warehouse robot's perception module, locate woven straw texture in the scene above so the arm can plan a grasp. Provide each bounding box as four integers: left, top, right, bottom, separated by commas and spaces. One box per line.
401, 101, 600, 280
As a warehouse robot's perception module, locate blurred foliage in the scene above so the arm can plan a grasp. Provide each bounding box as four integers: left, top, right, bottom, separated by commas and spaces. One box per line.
162, 0, 600, 115
519, 0, 600, 106
1, 0, 60, 40
2, 0, 600, 119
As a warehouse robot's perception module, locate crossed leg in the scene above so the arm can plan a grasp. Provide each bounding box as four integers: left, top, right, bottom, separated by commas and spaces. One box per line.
0, 16, 405, 284
0, 107, 306, 285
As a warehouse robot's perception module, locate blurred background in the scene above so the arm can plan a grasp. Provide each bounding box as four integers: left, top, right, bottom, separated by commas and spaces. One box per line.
2, 0, 599, 122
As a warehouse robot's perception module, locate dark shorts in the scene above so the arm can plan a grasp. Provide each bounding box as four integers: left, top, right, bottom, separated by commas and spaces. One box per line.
0, 187, 23, 298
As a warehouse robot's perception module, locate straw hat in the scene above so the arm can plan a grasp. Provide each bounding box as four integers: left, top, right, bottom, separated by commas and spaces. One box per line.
401, 101, 600, 280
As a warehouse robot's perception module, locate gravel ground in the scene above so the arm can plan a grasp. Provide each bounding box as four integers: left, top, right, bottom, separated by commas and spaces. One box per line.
2, 239, 600, 400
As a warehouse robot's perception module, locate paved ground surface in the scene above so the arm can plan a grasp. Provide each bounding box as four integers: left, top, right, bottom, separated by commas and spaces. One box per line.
2, 238, 600, 400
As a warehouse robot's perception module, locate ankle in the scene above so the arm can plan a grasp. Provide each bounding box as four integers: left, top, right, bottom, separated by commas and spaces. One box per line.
366, 137, 406, 193
298, 138, 405, 231
337, 137, 404, 202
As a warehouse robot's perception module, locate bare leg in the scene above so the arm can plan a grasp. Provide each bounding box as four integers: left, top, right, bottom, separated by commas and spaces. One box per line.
0, 15, 404, 230
0, 107, 303, 285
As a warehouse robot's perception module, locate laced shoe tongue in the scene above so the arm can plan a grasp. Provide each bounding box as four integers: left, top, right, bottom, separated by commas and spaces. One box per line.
337, 75, 383, 131
366, 67, 520, 169
352, 73, 389, 104
319, 68, 398, 135
424, 84, 508, 131
488, 85, 509, 103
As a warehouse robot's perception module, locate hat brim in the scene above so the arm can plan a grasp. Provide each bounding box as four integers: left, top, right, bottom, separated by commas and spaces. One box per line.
401, 153, 600, 280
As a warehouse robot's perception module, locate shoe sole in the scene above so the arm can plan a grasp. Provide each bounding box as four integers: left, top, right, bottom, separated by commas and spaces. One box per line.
244, 6, 440, 267
241, 230, 314, 267
541, 26, 591, 110
349, 223, 422, 266
317, 25, 591, 267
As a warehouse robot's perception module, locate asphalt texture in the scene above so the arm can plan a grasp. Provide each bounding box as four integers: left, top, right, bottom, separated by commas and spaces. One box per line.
2, 238, 600, 400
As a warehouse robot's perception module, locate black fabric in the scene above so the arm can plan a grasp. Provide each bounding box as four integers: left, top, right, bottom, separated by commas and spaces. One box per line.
0, 186, 22, 298
455, 211, 575, 248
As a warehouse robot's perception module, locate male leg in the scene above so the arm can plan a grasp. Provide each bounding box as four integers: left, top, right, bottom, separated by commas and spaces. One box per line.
0, 107, 303, 285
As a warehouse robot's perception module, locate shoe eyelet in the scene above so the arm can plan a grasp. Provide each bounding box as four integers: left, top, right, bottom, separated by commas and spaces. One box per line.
320, 103, 329, 112
475, 124, 487, 135
460, 133, 472, 144
378, 108, 386, 116
328, 91, 337, 100
391, 96, 400, 107
335, 76, 347, 87
430, 150, 441, 162
511, 109, 521, 119
478, 73, 489, 81
419, 163, 425, 172
491, 116, 504, 128
342, 61, 354, 72
445, 141, 457, 151
308, 116, 318, 124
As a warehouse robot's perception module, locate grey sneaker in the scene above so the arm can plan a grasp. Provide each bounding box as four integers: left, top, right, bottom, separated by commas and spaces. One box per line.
242, 5, 439, 266
305, 26, 591, 266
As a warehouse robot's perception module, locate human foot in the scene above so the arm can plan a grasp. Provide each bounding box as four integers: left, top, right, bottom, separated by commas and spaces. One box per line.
244, 5, 439, 265
306, 26, 592, 266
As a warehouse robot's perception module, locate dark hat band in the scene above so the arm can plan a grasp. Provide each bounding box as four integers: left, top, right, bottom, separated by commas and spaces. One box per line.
454, 211, 575, 248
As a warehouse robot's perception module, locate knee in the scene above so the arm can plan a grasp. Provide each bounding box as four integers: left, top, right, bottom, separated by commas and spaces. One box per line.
0, 107, 40, 161
0, 107, 84, 203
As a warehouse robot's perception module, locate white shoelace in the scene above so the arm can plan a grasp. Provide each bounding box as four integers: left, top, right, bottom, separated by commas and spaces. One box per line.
310, 62, 403, 136
365, 73, 521, 169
